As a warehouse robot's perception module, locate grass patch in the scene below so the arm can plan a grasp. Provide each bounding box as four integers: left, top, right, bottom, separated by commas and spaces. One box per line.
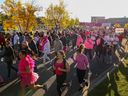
89, 62, 128, 96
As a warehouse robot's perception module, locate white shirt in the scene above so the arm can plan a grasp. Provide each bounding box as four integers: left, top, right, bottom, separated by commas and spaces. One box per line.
43, 40, 50, 54
13, 34, 19, 45
34, 36, 39, 44
91, 36, 96, 41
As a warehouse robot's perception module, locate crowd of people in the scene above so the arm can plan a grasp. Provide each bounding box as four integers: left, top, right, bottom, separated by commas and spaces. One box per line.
0, 26, 128, 96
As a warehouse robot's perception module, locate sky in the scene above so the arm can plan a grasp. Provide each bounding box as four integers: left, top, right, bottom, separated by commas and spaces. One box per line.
0, 0, 128, 22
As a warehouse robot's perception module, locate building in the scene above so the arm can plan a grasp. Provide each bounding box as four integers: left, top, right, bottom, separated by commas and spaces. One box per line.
91, 16, 128, 26
105, 17, 128, 26
91, 16, 105, 22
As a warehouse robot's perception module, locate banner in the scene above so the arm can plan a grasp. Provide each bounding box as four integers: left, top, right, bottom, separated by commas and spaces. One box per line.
102, 23, 111, 27
80, 22, 102, 27
115, 28, 124, 33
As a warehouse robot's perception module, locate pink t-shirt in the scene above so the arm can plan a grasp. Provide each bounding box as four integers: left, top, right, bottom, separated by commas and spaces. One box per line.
75, 54, 89, 70
96, 38, 101, 46
85, 31, 90, 36
76, 35, 83, 47
84, 39, 94, 49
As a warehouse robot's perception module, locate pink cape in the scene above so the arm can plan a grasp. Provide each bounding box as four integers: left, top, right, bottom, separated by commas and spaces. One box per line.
84, 39, 94, 49
18, 55, 39, 86
76, 35, 83, 47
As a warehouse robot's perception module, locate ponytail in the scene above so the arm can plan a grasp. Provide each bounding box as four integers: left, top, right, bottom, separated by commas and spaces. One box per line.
77, 44, 84, 53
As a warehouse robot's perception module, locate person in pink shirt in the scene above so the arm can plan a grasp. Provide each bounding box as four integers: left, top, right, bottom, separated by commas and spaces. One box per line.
76, 34, 83, 47
84, 38, 94, 60
74, 44, 89, 90
18, 50, 47, 96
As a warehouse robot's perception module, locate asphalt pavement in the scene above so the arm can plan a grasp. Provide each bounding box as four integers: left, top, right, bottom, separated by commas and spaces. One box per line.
0, 39, 126, 96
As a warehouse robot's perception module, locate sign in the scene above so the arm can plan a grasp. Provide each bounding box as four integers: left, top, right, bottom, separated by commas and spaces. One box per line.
102, 23, 111, 27
115, 28, 124, 33
80, 22, 102, 27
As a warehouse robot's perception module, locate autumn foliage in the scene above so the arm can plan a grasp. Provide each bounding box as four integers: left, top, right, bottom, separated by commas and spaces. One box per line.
2, 0, 38, 32
1, 0, 79, 32
42, 0, 79, 29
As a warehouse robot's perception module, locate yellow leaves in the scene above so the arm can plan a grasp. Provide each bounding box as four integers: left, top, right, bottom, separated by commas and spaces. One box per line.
43, 0, 69, 29
114, 23, 121, 28
2, 0, 38, 32
2, 0, 79, 32
42, 0, 79, 29
124, 23, 128, 29
65, 18, 79, 28
3, 20, 17, 31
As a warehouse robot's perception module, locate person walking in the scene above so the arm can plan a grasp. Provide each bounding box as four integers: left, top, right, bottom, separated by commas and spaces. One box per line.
52, 50, 70, 96
3, 40, 17, 79
26, 35, 39, 56
73, 44, 90, 90
41, 36, 50, 63
18, 50, 47, 96
21, 41, 38, 72
53, 35, 63, 52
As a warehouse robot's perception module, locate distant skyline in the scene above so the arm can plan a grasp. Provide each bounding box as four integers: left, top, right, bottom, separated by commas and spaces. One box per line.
0, 0, 128, 22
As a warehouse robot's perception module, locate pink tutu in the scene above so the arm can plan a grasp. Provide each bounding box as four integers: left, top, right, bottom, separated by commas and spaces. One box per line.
20, 72, 39, 86
18, 55, 39, 87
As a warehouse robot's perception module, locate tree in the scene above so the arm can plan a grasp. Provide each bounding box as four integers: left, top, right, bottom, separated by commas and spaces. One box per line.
68, 18, 79, 27
0, 12, 8, 25
42, 0, 79, 29
124, 23, 128, 29
2, 0, 39, 32
114, 23, 121, 28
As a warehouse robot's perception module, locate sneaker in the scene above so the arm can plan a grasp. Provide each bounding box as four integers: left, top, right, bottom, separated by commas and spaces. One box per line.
84, 79, 88, 83
62, 82, 72, 88
43, 84, 48, 92
62, 83, 68, 86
